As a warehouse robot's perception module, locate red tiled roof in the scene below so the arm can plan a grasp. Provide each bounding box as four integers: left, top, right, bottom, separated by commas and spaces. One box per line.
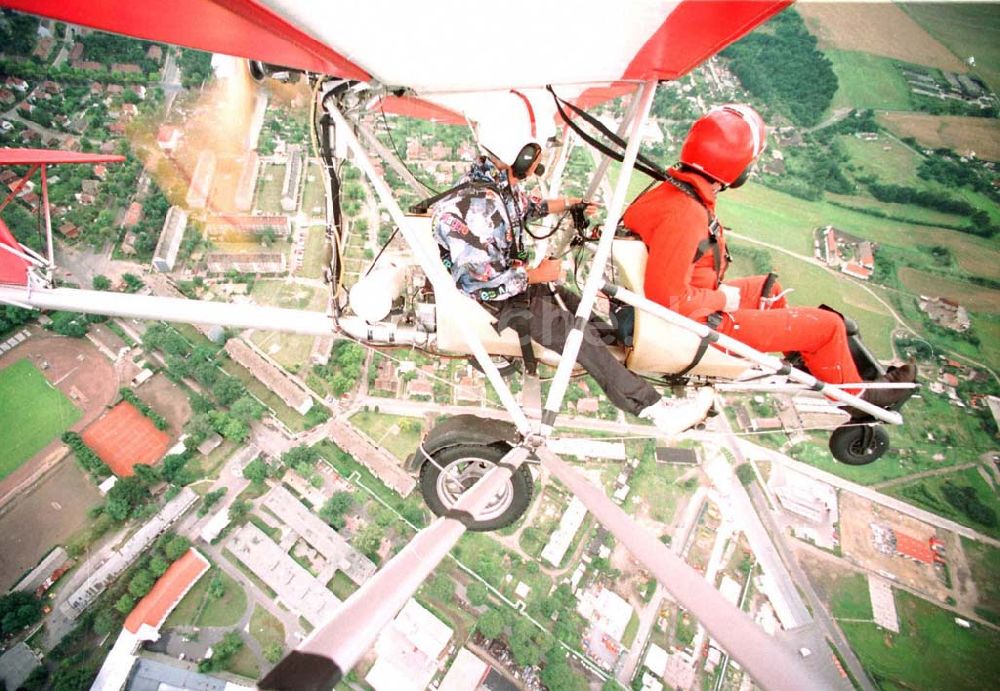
895, 532, 935, 564
124, 549, 210, 634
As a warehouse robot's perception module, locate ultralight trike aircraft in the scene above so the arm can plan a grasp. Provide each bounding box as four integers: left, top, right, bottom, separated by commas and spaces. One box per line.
0, 2, 917, 690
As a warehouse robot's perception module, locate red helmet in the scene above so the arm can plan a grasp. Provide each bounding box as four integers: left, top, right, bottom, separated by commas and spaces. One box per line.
680, 105, 767, 186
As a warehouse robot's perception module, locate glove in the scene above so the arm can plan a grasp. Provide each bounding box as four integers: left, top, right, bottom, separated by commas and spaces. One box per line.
720, 284, 741, 312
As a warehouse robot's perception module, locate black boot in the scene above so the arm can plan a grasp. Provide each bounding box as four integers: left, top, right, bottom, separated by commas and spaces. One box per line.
854, 361, 917, 416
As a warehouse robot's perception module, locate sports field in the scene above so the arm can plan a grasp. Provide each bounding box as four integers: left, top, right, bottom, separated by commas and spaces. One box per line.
81, 401, 170, 477
0, 359, 81, 481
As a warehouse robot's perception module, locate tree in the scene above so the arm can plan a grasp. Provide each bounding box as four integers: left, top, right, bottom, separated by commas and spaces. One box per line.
208, 574, 226, 599
114, 594, 136, 614
105, 476, 151, 520
282, 445, 317, 468
47, 311, 89, 338
425, 575, 454, 603
164, 535, 191, 560
264, 642, 284, 663
128, 569, 155, 598
231, 395, 265, 422
149, 555, 170, 577
213, 376, 246, 406
354, 523, 384, 560
466, 581, 489, 607
243, 457, 269, 485
541, 654, 587, 691
92, 275, 111, 291
0, 591, 43, 636
318, 491, 353, 529
476, 608, 505, 640
92, 609, 120, 636
122, 273, 144, 293
735, 464, 756, 487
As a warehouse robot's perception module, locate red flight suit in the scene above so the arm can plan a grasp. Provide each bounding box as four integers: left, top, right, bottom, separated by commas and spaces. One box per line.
622, 168, 862, 386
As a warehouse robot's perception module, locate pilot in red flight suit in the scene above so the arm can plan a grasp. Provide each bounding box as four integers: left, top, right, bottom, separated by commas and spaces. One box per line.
622, 104, 915, 410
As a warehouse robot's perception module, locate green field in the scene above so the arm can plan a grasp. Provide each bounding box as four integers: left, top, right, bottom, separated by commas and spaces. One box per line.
0, 359, 81, 480
250, 281, 327, 371
839, 589, 1000, 690
255, 163, 287, 214
962, 537, 1000, 622
827, 50, 914, 111
299, 225, 328, 279
902, 3, 1000, 93
249, 604, 285, 653
301, 162, 327, 219
348, 411, 424, 462
837, 136, 924, 188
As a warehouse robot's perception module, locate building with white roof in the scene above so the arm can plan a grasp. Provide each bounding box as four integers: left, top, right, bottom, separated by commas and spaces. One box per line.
437, 648, 490, 691
365, 599, 452, 691
152, 206, 188, 272
540, 496, 587, 567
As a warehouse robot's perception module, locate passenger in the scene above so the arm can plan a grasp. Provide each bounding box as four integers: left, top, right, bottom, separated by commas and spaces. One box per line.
431, 119, 713, 435
621, 104, 915, 411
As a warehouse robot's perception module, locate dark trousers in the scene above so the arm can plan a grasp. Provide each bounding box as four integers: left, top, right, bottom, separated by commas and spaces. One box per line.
490, 285, 660, 415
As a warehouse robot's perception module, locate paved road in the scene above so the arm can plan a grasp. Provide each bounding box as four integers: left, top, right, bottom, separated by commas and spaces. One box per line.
748, 485, 874, 691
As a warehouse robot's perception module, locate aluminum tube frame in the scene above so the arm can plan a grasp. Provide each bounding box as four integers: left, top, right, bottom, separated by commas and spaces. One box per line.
535, 446, 829, 691
40, 165, 54, 281
325, 95, 531, 435
608, 283, 903, 425
541, 81, 657, 430
0, 286, 336, 335
260, 445, 531, 691
550, 90, 643, 258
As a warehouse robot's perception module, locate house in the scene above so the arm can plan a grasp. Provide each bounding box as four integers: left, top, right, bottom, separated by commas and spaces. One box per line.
121, 103, 138, 118
5, 77, 28, 92
122, 202, 143, 229
92, 164, 108, 179
130, 84, 146, 100
89, 81, 104, 95
58, 223, 80, 239
0, 89, 14, 104
111, 63, 143, 74
156, 125, 181, 151
146, 45, 164, 62
106, 84, 124, 96
576, 397, 600, 414
71, 60, 104, 71
69, 42, 84, 61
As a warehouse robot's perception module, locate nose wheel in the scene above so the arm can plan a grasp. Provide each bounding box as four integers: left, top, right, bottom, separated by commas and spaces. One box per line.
418, 443, 533, 531
829, 423, 889, 465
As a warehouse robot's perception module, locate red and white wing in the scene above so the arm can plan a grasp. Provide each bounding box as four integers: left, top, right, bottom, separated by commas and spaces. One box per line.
2, 1, 788, 96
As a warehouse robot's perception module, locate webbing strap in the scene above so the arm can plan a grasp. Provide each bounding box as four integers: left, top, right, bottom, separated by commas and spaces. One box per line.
547, 86, 667, 183
675, 311, 723, 377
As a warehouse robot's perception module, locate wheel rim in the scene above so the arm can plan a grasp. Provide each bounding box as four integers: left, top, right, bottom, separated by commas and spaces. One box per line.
849, 432, 883, 457
435, 456, 514, 521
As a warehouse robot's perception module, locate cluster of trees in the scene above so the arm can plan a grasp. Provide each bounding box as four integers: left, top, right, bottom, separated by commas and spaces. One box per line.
918, 156, 1000, 201
119, 387, 169, 430
0, 9, 38, 55
80, 32, 163, 74
125, 186, 171, 259
199, 631, 244, 673
142, 323, 264, 443
62, 431, 111, 478
941, 482, 997, 528
867, 182, 998, 238
177, 48, 212, 88
0, 590, 43, 638
104, 475, 151, 521
0, 304, 33, 337
112, 534, 191, 616
318, 491, 354, 530
314, 340, 366, 396
198, 487, 227, 516
723, 10, 837, 127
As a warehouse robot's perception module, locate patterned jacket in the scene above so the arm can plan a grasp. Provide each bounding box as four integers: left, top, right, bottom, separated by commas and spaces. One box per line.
432, 157, 548, 301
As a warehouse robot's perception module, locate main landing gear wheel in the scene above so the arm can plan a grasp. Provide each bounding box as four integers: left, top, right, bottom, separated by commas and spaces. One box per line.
419, 443, 533, 532
829, 424, 890, 465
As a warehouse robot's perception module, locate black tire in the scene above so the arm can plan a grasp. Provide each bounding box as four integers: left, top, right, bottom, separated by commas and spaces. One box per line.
829, 424, 890, 465
418, 443, 533, 531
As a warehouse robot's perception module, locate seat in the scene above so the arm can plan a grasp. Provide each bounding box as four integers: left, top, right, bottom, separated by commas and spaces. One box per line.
611, 239, 752, 378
